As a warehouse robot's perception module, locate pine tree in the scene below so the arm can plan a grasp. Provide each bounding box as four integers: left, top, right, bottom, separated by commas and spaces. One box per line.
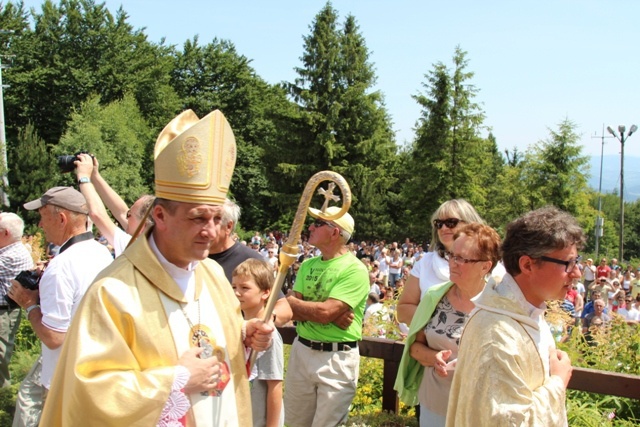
7, 123, 57, 219
521, 118, 591, 215
403, 47, 491, 239
271, 3, 397, 238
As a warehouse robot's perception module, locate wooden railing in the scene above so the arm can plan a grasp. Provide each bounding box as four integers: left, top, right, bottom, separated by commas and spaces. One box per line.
278, 326, 640, 412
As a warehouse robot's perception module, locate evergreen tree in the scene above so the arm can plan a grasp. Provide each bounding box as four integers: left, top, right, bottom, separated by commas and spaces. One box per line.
521, 118, 591, 214
403, 47, 490, 239
7, 123, 57, 221
271, 3, 396, 238
483, 162, 528, 232
622, 199, 640, 261
0, 1, 29, 41
591, 191, 622, 259
517, 118, 598, 251
282, 1, 342, 178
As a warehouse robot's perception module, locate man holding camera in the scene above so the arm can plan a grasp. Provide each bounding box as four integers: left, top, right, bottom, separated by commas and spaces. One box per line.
9, 186, 112, 426
74, 153, 154, 257
0, 213, 34, 388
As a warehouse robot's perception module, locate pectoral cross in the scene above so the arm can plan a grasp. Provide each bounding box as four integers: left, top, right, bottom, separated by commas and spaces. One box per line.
317, 183, 340, 212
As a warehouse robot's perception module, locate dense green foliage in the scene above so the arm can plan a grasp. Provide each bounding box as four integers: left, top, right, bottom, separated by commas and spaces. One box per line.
559, 316, 640, 425
56, 94, 153, 200
171, 36, 290, 228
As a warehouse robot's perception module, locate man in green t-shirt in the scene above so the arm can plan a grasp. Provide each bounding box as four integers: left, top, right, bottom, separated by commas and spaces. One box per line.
284, 206, 369, 427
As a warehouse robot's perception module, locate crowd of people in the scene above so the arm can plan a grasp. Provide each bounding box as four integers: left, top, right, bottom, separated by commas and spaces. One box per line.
0, 108, 637, 427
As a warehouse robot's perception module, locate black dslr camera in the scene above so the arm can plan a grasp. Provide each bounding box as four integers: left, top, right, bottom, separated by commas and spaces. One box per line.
5, 270, 41, 309
57, 150, 93, 173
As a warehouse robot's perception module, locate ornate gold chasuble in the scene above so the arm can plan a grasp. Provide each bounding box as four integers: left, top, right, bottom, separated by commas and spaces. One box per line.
40, 231, 251, 427
446, 274, 568, 427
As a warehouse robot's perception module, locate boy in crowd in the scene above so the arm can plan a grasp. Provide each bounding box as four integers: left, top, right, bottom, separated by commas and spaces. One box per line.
232, 259, 284, 427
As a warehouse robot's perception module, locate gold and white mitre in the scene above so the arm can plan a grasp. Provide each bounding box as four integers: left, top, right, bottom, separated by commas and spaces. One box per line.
154, 110, 236, 204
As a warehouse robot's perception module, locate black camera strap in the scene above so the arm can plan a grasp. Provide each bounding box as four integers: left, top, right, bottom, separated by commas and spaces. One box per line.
59, 231, 95, 254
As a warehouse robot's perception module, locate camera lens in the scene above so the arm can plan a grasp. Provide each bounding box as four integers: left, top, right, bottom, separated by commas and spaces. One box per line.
57, 155, 77, 173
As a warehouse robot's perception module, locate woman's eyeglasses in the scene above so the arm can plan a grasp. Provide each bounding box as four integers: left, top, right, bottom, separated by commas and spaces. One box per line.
444, 251, 487, 265
433, 218, 463, 229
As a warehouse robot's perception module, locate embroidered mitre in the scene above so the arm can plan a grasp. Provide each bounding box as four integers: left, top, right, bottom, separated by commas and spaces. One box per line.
154, 110, 236, 204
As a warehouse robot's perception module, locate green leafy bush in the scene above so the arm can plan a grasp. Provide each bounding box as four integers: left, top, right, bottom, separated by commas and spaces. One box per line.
557, 311, 640, 425
1, 314, 40, 424
347, 356, 416, 426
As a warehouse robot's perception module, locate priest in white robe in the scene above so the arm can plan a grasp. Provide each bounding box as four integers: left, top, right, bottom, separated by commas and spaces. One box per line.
447, 207, 583, 426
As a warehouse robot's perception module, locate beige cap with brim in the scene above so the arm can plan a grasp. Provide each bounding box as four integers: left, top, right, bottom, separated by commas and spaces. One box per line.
308, 206, 355, 235
23, 186, 88, 214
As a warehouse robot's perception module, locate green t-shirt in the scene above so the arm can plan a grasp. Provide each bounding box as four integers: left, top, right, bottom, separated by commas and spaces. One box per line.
293, 252, 369, 342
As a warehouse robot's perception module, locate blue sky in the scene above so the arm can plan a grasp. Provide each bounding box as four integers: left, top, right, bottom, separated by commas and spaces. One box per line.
21, 0, 640, 159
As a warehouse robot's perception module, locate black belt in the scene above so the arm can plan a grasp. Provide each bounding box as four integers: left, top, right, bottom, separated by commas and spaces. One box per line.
298, 336, 357, 352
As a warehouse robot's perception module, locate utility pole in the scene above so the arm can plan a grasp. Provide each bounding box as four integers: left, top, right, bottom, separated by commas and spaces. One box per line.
607, 124, 638, 263
591, 125, 614, 260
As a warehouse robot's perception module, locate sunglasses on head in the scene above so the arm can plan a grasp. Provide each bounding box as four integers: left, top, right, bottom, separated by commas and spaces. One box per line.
433, 218, 462, 229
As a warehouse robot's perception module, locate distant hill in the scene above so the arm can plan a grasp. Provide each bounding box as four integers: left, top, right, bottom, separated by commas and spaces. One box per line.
587, 155, 640, 201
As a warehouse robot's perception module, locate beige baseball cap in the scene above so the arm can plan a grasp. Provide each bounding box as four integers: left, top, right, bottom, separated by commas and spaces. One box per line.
24, 186, 88, 214
308, 205, 355, 235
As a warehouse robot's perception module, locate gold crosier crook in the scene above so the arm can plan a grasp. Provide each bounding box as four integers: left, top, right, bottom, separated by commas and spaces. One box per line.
248, 170, 352, 371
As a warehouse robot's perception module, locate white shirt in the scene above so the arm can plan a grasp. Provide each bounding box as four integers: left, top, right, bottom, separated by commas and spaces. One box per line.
369, 283, 381, 296
583, 264, 596, 281
40, 238, 113, 388
113, 227, 132, 257
364, 302, 390, 323
378, 255, 390, 275
617, 307, 639, 321
410, 252, 450, 298
388, 257, 402, 274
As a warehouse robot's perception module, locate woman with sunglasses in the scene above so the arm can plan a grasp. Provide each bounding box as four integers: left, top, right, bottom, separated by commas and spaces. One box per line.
395, 223, 501, 427
397, 199, 485, 325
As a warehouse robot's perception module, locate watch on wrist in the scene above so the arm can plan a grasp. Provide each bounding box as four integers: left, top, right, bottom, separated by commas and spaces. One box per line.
25, 304, 39, 316
78, 177, 91, 185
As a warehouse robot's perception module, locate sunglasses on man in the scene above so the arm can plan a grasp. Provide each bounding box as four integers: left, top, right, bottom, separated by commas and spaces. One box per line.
313, 219, 336, 229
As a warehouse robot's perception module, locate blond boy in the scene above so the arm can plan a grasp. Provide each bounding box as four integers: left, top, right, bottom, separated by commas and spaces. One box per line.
232, 259, 284, 427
